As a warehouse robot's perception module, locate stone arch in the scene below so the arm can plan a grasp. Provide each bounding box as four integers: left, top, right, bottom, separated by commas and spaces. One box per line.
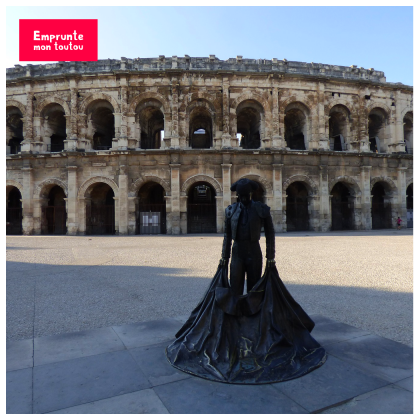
401, 106, 413, 120
186, 97, 217, 115
238, 174, 273, 195
232, 92, 271, 115
180, 92, 221, 114
34, 178, 68, 199
6, 100, 26, 116
370, 176, 398, 193
181, 174, 222, 195
129, 175, 171, 197
407, 177, 413, 188
280, 97, 314, 114
328, 176, 361, 196
77, 176, 119, 200
282, 174, 318, 196
128, 92, 170, 115
366, 103, 391, 118
6, 180, 24, 195
79, 93, 120, 114
284, 100, 312, 115
34, 96, 71, 117
325, 100, 354, 117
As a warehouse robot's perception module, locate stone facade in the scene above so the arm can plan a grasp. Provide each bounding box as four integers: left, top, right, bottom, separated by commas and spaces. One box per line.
6, 56, 413, 235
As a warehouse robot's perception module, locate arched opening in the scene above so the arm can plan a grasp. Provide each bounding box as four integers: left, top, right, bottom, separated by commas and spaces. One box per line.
286, 182, 310, 231
189, 107, 212, 148
403, 112, 413, 154
137, 182, 166, 234
41, 185, 67, 235
41, 103, 66, 152
368, 108, 388, 153
187, 182, 217, 233
136, 100, 164, 149
285, 105, 307, 150
371, 182, 392, 229
6, 106, 23, 155
329, 105, 349, 151
86, 183, 115, 234
237, 100, 262, 149
87, 100, 115, 150
6, 186, 22, 235
331, 183, 354, 230
406, 184, 413, 228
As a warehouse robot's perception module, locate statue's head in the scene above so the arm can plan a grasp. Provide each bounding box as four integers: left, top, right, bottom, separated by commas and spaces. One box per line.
230, 178, 259, 206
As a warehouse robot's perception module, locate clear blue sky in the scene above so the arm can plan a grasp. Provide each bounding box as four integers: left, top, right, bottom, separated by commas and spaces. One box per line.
6, 6, 413, 86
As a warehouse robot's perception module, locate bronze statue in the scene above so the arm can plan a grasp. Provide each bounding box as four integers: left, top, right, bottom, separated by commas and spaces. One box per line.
166, 178, 326, 384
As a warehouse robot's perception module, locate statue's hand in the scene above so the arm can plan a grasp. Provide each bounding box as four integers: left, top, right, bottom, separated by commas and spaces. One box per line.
266, 259, 276, 268
219, 258, 229, 266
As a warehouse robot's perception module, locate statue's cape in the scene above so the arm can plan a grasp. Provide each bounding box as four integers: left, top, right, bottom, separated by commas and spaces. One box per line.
166, 264, 326, 384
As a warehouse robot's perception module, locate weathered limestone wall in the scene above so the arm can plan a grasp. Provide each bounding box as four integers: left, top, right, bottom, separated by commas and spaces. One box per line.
6, 57, 413, 235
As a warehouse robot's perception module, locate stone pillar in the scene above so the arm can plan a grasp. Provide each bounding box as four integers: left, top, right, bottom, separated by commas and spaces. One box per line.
308, 195, 320, 231
170, 163, 181, 233
78, 198, 88, 234
32, 198, 44, 235
21, 88, 34, 153
271, 87, 282, 149
393, 90, 406, 153
317, 81, 329, 150
272, 164, 283, 232
127, 197, 137, 235
359, 91, 370, 152
360, 166, 372, 229
216, 195, 224, 233
170, 81, 180, 148
221, 164, 232, 209
118, 164, 128, 234
221, 77, 232, 148
21, 167, 34, 234
319, 165, 330, 231
112, 113, 122, 149
66, 166, 78, 235
118, 84, 129, 150
114, 197, 120, 235
397, 166, 407, 228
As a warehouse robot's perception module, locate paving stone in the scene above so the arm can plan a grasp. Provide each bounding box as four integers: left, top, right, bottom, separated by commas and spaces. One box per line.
321, 384, 413, 414
49, 389, 169, 414
7, 338, 33, 371
311, 321, 370, 346
34, 326, 125, 366
112, 318, 183, 349
394, 376, 413, 392
129, 341, 190, 386
6, 368, 33, 414
154, 377, 308, 414
271, 354, 389, 413
33, 350, 151, 413
325, 334, 413, 382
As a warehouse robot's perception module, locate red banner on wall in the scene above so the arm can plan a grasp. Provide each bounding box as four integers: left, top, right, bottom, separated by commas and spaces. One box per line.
19, 19, 98, 61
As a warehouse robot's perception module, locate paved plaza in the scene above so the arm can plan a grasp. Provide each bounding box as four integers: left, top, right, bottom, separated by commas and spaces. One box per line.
6, 230, 413, 413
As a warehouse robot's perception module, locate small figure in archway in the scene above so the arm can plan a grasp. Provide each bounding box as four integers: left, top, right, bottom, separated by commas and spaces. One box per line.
220, 179, 275, 295
397, 216, 402, 230
166, 178, 326, 384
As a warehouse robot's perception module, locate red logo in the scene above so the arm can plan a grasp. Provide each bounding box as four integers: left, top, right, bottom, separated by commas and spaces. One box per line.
19, 19, 98, 61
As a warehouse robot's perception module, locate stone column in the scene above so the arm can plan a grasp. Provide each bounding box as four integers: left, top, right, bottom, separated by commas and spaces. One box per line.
170, 81, 180, 148
221, 77, 232, 148
127, 197, 137, 235
397, 166, 407, 228
317, 81, 329, 150
78, 198, 88, 234
271, 87, 282, 149
216, 195, 224, 233
359, 90, 370, 152
32, 198, 44, 235
319, 165, 330, 231
272, 163, 283, 232
360, 165, 372, 229
118, 164, 128, 234
221, 164, 232, 209
118, 84, 129, 150
170, 163, 181, 233
21, 88, 34, 153
308, 195, 320, 231
66, 166, 78, 235
393, 90, 406, 153
21, 167, 34, 234
112, 113, 122, 150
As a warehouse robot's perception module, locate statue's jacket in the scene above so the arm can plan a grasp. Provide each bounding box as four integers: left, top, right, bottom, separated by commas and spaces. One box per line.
221, 201, 275, 260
